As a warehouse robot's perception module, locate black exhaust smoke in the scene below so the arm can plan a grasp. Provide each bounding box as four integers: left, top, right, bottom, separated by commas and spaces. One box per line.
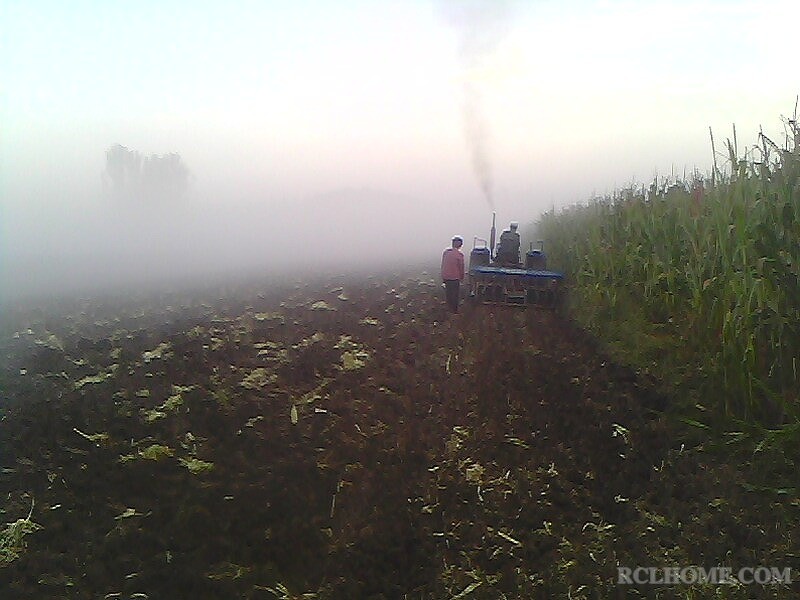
439, 0, 513, 210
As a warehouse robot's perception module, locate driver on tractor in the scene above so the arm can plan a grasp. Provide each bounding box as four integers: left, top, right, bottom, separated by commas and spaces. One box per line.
496, 222, 521, 266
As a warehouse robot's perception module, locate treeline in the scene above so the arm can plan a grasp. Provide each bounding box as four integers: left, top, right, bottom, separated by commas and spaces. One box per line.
102, 144, 190, 201
534, 113, 799, 429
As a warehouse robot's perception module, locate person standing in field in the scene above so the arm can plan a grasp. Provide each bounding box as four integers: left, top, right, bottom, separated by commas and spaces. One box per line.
441, 236, 465, 313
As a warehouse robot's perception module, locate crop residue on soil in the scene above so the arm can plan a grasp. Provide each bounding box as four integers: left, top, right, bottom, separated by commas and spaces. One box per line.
1, 272, 798, 598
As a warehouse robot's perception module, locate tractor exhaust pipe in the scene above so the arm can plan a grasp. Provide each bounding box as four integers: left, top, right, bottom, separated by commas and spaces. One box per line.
489, 212, 496, 260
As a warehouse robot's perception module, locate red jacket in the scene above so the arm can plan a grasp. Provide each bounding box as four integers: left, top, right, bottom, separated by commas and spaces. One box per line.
441, 247, 465, 281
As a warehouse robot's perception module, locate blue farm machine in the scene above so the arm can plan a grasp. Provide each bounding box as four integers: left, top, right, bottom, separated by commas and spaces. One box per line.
468, 213, 565, 308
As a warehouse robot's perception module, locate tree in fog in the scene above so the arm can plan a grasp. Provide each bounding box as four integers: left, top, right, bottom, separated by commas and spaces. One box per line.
103, 144, 189, 201
141, 152, 189, 199
103, 144, 142, 197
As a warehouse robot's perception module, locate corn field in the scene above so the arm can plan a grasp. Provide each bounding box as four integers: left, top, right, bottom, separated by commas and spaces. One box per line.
535, 114, 800, 426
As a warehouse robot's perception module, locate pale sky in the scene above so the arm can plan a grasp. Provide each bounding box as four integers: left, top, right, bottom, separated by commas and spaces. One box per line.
1, 0, 798, 296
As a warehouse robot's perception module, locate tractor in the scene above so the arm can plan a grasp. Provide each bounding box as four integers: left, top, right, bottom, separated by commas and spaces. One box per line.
468, 213, 565, 308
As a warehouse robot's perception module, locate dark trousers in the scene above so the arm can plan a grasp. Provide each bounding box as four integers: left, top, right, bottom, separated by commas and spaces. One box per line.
444, 279, 460, 313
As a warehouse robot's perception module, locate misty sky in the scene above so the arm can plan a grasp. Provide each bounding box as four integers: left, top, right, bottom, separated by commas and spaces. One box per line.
1, 0, 798, 298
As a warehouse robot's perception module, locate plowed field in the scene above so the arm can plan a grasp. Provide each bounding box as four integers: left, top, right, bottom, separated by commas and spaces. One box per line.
1, 272, 797, 598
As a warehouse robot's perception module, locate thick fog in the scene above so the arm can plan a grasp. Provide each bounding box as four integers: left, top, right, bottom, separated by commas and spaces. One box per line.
2, 185, 498, 300
2, 0, 797, 301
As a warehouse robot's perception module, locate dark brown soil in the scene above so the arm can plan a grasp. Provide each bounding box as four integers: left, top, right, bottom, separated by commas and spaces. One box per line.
1, 272, 798, 599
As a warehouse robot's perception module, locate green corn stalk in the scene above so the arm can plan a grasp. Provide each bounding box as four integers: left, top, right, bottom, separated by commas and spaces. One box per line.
532, 115, 800, 427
